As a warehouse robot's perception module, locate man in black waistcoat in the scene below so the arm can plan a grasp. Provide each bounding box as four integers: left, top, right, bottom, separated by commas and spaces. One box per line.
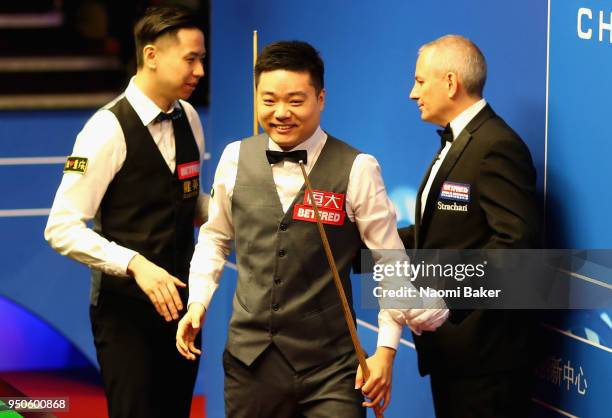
45, 6, 208, 418
399, 35, 539, 418
176, 41, 414, 417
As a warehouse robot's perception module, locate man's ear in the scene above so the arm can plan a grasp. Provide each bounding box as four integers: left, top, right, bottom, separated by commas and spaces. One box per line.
318, 88, 326, 111
143, 44, 157, 70
446, 72, 459, 98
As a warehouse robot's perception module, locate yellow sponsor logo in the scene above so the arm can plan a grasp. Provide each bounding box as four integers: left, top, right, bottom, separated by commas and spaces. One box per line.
63, 156, 88, 174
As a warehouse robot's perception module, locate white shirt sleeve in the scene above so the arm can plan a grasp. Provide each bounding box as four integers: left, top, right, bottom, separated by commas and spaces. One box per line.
346, 153, 406, 350
187, 141, 240, 308
44, 109, 137, 277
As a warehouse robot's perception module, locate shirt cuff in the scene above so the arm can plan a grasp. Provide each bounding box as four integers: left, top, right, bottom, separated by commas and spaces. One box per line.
106, 243, 138, 277
376, 310, 404, 350
187, 275, 218, 309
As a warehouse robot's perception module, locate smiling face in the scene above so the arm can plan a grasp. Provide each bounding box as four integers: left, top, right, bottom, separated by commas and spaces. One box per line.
151, 27, 206, 106
409, 47, 453, 127
257, 70, 325, 150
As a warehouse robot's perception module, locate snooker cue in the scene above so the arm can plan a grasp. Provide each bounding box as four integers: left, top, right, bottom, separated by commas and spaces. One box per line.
298, 161, 385, 418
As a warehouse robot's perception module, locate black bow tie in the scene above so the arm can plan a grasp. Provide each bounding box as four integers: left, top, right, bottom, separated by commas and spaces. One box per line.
266, 150, 308, 165
154, 107, 183, 124
436, 123, 453, 148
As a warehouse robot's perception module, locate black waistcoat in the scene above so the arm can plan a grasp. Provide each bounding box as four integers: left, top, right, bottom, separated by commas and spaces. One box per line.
91, 97, 199, 304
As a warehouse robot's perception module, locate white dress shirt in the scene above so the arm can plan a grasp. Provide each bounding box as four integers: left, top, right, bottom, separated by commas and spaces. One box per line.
420, 99, 487, 217
45, 78, 208, 277
188, 126, 405, 349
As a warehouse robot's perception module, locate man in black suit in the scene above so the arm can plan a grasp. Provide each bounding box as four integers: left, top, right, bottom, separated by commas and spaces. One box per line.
399, 35, 539, 418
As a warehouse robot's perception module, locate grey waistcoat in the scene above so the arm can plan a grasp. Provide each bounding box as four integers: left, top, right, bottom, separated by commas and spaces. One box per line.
228, 133, 362, 371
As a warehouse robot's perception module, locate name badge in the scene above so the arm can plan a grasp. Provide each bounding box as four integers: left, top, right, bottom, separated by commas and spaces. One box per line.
293, 189, 345, 226
439, 181, 470, 202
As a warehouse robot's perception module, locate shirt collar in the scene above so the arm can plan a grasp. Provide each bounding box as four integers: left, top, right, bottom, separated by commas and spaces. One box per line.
449, 98, 487, 139
267, 126, 327, 166
125, 77, 180, 126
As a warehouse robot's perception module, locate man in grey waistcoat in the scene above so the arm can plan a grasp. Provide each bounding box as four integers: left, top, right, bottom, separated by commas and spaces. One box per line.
176, 41, 442, 417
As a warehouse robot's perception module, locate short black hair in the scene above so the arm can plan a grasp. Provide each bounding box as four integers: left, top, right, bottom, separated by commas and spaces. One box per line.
134, 6, 200, 68
255, 41, 324, 94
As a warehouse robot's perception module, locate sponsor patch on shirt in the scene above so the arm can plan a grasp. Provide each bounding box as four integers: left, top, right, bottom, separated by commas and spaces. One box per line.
439, 181, 470, 202
182, 177, 199, 199
177, 161, 200, 180
63, 156, 88, 174
293, 189, 345, 226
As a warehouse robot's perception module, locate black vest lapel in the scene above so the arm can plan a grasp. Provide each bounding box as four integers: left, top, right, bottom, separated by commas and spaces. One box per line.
415, 151, 442, 247
420, 130, 472, 231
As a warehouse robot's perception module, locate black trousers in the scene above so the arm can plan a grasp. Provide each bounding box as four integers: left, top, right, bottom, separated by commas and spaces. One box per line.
223, 345, 366, 418
90, 291, 200, 418
430, 368, 533, 418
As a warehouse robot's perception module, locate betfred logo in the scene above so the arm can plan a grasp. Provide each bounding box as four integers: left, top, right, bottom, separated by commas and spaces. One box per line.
177, 161, 200, 179
293, 189, 346, 225
439, 181, 470, 202
293, 205, 345, 225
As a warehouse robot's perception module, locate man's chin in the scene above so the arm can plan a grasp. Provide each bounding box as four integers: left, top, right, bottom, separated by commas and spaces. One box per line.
267, 134, 304, 150
178, 86, 197, 100
421, 114, 438, 125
